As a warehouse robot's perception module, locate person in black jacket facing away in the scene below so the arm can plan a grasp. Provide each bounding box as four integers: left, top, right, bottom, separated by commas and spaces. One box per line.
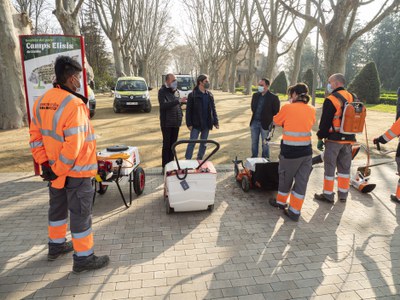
249, 78, 280, 158
185, 74, 219, 160
158, 73, 183, 169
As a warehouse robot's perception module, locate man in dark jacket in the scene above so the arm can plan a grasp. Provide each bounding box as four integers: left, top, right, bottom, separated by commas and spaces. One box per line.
249, 78, 280, 158
185, 74, 219, 160
158, 73, 183, 169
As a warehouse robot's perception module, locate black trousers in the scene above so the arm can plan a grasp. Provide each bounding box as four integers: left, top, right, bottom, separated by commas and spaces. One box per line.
161, 126, 180, 167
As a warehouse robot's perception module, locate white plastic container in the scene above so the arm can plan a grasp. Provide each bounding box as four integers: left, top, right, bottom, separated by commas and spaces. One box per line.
244, 157, 269, 172
164, 160, 216, 212
97, 146, 140, 176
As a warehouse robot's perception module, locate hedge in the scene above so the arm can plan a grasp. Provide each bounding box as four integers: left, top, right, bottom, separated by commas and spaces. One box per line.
235, 87, 399, 105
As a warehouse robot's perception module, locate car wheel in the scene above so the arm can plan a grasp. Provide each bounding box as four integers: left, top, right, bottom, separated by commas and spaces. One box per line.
144, 101, 152, 113
113, 101, 121, 113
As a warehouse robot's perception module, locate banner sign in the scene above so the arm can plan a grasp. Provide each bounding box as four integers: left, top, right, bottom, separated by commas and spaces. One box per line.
19, 35, 88, 174
19, 35, 88, 123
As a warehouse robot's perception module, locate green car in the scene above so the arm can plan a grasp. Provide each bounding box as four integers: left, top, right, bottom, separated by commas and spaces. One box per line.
113, 76, 152, 113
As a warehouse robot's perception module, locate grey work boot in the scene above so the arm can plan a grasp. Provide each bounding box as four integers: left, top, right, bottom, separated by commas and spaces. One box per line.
48, 241, 73, 261
391, 194, 400, 203
73, 254, 110, 274
314, 193, 334, 204
269, 198, 287, 209
283, 208, 300, 222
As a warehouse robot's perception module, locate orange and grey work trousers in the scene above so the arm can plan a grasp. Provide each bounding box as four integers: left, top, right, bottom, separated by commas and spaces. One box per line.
276, 155, 312, 216
48, 177, 94, 259
395, 156, 400, 200
322, 141, 352, 201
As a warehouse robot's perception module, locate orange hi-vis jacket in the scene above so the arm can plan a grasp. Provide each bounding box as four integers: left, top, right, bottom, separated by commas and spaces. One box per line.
379, 118, 400, 143
29, 87, 97, 189
327, 90, 355, 143
273, 101, 316, 146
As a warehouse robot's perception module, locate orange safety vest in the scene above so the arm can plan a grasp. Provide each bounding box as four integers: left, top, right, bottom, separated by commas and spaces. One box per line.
327, 90, 354, 132
273, 101, 316, 146
29, 87, 97, 189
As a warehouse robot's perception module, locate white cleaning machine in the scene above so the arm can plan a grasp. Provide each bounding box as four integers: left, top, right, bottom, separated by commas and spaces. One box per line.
164, 140, 220, 214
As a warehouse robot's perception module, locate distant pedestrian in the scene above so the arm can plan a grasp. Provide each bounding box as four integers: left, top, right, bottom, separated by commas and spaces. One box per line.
185, 74, 219, 160
249, 78, 280, 158
158, 73, 183, 171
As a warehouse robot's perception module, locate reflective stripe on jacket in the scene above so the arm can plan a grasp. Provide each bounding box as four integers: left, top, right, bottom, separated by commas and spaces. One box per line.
29, 87, 97, 188
273, 102, 316, 146
380, 118, 400, 143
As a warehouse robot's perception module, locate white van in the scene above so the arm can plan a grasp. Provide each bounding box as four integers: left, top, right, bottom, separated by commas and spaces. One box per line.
162, 74, 195, 100
175, 74, 195, 99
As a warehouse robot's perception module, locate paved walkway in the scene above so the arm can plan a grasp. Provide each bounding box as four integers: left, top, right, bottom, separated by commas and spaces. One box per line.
0, 161, 399, 300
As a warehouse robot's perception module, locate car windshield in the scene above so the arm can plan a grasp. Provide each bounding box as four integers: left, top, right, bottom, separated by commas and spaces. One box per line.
176, 77, 194, 91
116, 80, 147, 91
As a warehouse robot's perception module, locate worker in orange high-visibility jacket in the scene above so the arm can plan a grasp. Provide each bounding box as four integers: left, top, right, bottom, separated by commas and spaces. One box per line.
314, 73, 356, 204
270, 83, 316, 221
373, 118, 400, 203
29, 56, 109, 274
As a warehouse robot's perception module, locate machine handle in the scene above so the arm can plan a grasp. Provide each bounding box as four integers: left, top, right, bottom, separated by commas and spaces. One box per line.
171, 139, 220, 171
376, 141, 381, 151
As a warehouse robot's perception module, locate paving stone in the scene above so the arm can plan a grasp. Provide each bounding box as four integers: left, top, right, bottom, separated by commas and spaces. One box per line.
1, 166, 400, 300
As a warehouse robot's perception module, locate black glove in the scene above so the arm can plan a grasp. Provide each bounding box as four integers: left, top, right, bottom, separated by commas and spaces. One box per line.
317, 139, 324, 151
373, 138, 379, 145
41, 162, 58, 181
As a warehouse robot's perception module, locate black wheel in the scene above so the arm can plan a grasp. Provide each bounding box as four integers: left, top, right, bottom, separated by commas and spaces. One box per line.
241, 176, 250, 192
113, 101, 121, 113
166, 198, 172, 214
98, 183, 108, 195
144, 101, 152, 113
133, 167, 145, 195
208, 204, 214, 212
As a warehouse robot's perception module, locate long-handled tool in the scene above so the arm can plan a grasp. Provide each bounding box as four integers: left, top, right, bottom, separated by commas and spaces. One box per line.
312, 123, 395, 194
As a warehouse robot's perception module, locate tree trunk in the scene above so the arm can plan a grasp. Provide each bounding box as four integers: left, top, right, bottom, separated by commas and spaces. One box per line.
222, 54, 230, 92
54, 10, 80, 35
137, 58, 148, 80
322, 35, 348, 77
265, 36, 279, 80
290, 34, 308, 85
245, 43, 256, 95
199, 60, 208, 74
121, 46, 132, 76
0, 1, 30, 129
111, 37, 124, 77
229, 54, 238, 93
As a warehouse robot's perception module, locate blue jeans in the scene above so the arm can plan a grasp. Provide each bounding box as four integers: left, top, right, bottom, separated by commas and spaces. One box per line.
250, 120, 269, 158
185, 128, 210, 160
